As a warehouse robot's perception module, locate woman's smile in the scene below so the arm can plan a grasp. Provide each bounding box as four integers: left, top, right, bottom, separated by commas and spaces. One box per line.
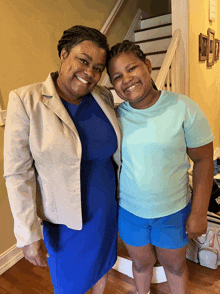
76, 75, 90, 84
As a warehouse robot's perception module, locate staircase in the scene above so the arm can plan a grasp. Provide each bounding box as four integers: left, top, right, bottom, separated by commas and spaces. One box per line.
136, 13, 172, 83
104, 12, 173, 105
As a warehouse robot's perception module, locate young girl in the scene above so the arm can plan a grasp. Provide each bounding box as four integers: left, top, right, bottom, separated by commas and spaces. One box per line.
107, 40, 214, 294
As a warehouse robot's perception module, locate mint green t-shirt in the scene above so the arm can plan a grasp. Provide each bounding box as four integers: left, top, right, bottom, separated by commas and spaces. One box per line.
116, 91, 214, 218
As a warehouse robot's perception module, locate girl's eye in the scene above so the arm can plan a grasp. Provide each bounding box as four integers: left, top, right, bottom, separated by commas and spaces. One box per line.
113, 75, 121, 81
129, 66, 136, 72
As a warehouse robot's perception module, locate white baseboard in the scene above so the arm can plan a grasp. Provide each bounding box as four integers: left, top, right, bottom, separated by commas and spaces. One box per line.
0, 244, 24, 275
113, 256, 167, 284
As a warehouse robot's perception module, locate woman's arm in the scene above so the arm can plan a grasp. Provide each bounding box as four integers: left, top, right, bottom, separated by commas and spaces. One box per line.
186, 142, 214, 239
4, 91, 43, 247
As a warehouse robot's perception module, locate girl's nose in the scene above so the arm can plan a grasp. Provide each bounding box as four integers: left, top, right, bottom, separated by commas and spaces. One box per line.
123, 73, 133, 84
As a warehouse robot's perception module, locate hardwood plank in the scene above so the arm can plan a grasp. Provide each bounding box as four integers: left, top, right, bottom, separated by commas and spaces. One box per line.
1, 255, 220, 294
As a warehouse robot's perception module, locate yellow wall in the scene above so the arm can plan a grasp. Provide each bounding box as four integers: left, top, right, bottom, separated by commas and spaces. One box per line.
189, 0, 220, 148
0, 0, 139, 256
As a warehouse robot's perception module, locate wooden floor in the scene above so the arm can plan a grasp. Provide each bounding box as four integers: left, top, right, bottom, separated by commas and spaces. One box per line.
1, 259, 220, 294
1, 248, 220, 293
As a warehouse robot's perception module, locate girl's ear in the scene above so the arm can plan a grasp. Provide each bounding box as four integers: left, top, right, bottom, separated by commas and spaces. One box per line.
145, 57, 152, 74
60, 48, 68, 63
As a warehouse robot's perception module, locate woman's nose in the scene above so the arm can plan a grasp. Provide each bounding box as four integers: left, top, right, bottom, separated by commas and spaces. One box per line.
84, 66, 95, 78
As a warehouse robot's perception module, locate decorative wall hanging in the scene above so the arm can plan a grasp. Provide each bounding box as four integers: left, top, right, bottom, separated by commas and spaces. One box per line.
210, 0, 215, 21
207, 28, 215, 67
199, 33, 208, 61
214, 39, 219, 61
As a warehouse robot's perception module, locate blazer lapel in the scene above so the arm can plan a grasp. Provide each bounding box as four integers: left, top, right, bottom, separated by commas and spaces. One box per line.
41, 73, 79, 135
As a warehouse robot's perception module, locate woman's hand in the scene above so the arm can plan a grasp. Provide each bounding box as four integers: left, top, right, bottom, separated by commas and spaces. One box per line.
22, 239, 49, 267
185, 212, 207, 240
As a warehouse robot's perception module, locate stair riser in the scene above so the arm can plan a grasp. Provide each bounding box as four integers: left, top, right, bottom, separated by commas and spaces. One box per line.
141, 13, 172, 30
138, 38, 171, 53
135, 25, 172, 42
151, 69, 159, 82
146, 53, 166, 68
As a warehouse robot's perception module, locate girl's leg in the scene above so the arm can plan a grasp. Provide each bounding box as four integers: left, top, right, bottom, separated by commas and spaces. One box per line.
125, 242, 157, 294
90, 272, 108, 294
156, 245, 188, 294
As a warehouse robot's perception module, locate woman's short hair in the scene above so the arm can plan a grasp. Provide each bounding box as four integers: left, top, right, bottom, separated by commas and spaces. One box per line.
57, 25, 109, 59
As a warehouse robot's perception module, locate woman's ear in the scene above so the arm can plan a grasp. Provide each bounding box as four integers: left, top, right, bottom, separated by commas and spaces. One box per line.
145, 57, 152, 74
60, 49, 68, 62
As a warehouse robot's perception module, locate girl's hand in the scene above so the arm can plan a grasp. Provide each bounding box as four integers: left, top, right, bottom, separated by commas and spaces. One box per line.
185, 212, 207, 240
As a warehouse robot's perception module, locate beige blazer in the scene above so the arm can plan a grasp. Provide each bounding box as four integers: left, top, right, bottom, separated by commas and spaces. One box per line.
4, 72, 121, 248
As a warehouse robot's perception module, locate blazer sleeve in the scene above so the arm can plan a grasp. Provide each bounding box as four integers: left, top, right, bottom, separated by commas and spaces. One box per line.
4, 91, 43, 248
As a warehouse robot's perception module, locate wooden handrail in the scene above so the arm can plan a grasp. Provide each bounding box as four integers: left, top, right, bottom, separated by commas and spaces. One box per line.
155, 28, 181, 90
100, 0, 125, 34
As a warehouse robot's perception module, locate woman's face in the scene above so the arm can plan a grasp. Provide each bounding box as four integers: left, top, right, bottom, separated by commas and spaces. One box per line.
108, 52, 154, 109
57, 40, 106, 103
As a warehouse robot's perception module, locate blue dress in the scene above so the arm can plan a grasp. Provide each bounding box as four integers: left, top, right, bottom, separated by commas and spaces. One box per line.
43, 94, 118, 294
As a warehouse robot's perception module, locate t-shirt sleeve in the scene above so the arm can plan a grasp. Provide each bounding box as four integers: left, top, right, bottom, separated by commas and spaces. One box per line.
184, 101, 214, 148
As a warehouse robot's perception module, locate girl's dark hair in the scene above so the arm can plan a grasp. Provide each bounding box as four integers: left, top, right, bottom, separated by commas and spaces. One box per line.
57, 25, 109, 59
106, 40, 147, 75
107, 40, 158, 90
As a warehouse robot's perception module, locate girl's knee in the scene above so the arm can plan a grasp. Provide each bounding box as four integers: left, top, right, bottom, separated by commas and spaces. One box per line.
132, 256, 157, 273
161, 261, 186, 276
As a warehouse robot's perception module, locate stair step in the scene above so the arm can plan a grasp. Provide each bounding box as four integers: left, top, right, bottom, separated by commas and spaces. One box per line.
141, 12, 172, 21
146, 50, 167, 56
151, 69, 159, 82
135, 22, 172, 33
146, 53, 166, 68
136, 35, 172, 44
141, 13, 172, 30
137, 36, 171, 54
135, 24, 172, 42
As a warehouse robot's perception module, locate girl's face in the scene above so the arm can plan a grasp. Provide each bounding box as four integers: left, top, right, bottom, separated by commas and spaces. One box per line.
108, 52, 155, 109
56, 40, 106, 103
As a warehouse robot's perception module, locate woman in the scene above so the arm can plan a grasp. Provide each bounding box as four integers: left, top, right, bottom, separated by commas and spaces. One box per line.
107, 40, 214, 294
4, 25, 121, 294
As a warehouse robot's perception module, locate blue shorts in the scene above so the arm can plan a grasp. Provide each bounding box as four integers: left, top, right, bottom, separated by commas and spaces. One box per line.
118, 201, 191, 249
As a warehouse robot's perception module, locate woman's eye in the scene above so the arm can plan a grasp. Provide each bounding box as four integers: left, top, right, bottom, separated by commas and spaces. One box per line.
95, 67, 102, 73
80, 59, 88, 65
